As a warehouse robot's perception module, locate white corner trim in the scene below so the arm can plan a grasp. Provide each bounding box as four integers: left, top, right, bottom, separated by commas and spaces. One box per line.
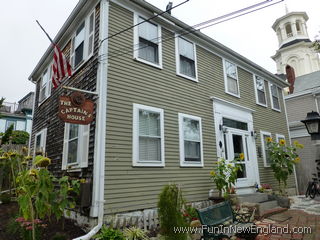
260, 130, 271, 168
178, 113, 204, 167
132, 104, 165, 167
211, 97, 255, 113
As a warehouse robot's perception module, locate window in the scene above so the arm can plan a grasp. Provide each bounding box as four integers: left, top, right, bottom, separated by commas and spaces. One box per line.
296, 20, 302, 34
34, 128, 47, 155
132, 104, 164, 167
269, 83, 281, 111
38, 67, 52, 104
224, 60, 239, 97
276, 134, 285, 144
62, 123, 90, 170
254, 75, 267, 106
179, 113, 203, 167
70, 10, 95, 69
134, 15, 162, 68
285, 23, 292, 37
260, 131, 271, 167
223, 118, 248, 131
5, 120, 16, 130
176, 37, 197, 80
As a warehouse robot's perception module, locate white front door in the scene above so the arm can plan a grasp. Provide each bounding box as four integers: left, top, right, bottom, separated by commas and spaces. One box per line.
224, 128, 255, 188
213, 98, 260, 190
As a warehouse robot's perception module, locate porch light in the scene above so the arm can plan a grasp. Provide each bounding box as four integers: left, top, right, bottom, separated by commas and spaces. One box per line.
301, 111, 320, 140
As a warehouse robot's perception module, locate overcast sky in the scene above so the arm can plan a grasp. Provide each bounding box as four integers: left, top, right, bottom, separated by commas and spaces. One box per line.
1, 0, 319, 103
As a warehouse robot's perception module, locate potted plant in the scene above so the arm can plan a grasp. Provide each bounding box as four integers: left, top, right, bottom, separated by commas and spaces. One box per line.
267, 139, 303, 207
210, 153, 244, 200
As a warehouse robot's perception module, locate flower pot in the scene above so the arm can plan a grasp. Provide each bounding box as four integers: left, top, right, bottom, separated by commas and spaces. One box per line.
274, 195, 290, 208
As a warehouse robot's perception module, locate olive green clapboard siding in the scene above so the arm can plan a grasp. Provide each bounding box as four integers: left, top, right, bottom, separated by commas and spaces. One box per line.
104, 2, 293, 214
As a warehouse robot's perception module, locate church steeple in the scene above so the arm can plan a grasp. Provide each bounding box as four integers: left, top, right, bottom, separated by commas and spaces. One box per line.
271, 11, 320, 77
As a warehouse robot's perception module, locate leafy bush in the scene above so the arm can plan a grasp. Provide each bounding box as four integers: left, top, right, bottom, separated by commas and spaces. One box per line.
158, 184, 187, 240
11, 131, 30, 144
94, 225, 125, 240
267, 139, 303, 195
1, 124, 13, 144
123, 227, 149, 240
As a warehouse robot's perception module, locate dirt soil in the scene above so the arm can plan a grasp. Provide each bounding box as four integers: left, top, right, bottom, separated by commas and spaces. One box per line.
0, 202, 86, 240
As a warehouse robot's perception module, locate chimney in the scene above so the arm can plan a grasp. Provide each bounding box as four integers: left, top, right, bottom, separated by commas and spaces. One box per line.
286, 65, 296, 94
166, 2, 173, 14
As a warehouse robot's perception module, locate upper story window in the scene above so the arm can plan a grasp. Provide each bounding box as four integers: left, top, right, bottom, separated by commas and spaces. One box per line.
285, 23, 292, 37
62, 123, 90, 170
70, 10, 95, 70
176, 37, 197, 81
132, 104, 164, 167
254, 75, 267, 107
269, 83, 281, 111
134, 15, 162, 68
224, 60, 239, 97
179, 113, 203, 167
296, 20, 302, 34
38, 66, 52, 105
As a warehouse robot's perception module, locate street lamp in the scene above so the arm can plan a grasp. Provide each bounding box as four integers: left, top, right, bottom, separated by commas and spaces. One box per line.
301, 111, 320, 140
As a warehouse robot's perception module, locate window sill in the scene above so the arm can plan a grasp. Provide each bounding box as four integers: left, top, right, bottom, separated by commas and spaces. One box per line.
225, 91, 240, 98
132, 161, 165, 167
180, 162, 204, 167
256, 102, 268, 108
271, 107, 281, 112
176, 72, 198, 82
134, 57, 163, 70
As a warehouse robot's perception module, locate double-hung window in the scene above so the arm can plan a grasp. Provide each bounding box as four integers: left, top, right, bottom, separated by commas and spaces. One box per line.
179, 113, 203, 167
260, 131, 271, 167
176, 37, 197, 80
224, 60, 239, 97
70, 10, 95, 70
254, 75, 267, 106
62, 123, 90, 170
34, 128, 47, 155
38, 66, 52, 104
269, 83, 281, 111
132, 104, 164, 167
276, 134, 285, 144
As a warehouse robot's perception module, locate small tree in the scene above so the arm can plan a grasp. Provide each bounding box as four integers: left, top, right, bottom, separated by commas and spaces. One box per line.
1, 124, 14, 145
158, 184, 187, 240
0, 97, 4, 118
267, 138, 303, 195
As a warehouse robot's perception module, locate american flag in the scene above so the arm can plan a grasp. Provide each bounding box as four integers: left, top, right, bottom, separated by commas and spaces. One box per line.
52, 45, 72, 88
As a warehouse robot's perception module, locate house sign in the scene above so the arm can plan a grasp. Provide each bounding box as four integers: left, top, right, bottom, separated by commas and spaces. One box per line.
58, 92, 94, 125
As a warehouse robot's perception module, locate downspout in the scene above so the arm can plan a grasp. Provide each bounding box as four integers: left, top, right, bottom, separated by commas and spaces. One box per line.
282, 90, 299, 195
73, 0, 109, 239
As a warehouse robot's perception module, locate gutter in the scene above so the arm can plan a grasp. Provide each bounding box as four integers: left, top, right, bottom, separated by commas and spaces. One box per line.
73, 0, 109, 239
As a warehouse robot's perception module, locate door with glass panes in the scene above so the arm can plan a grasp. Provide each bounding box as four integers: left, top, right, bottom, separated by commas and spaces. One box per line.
223, 127, 255, 188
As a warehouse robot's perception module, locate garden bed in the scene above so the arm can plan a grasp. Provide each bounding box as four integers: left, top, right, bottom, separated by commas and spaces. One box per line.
0, 202, 86, 240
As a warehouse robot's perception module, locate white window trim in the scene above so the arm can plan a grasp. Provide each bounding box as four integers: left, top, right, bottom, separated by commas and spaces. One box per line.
38, 65, 52, 106
253, 75, 268, 107
34, 128, 47, 156
132, 104, 165, 167
70, 9, 95, 72
62, 123, 90, 170
276, 134, 285, 143
268, 82, 281, 112
175, 35, 198, 82
223, 59, 240, 98
178, 113, 204, 167
133, 13, 163, 69
260, 130, 271, 167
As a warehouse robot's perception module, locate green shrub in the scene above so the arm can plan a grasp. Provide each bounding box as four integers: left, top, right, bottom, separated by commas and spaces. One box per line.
123, 227, 149, 240
94, 225, 125, 240
11, 131, 29, 144
158, 184, 187, 240
50, 233, 67, 240
0, 192, 11, 204
1, 124, 13, 144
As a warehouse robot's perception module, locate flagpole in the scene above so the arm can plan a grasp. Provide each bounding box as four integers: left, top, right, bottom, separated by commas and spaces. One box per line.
36, 20, 55, 45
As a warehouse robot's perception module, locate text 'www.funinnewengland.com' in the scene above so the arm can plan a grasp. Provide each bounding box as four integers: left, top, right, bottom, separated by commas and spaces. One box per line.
173, 224, 312, 235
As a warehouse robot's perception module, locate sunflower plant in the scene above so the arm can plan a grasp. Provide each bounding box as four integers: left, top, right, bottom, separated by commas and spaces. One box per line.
266, 138, 303, 196
210, 153, 244, 198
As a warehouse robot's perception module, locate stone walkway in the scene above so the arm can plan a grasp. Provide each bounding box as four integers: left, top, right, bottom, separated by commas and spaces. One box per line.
254, 195, 320, 240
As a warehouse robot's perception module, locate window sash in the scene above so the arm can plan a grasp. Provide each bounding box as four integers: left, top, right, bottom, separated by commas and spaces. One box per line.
225, 61, 237, 79
270, 84, 280, 110
261, 132, 271, 167
138, 38, 159, 64
178, 38, 194, 60
138, 17, 158, 42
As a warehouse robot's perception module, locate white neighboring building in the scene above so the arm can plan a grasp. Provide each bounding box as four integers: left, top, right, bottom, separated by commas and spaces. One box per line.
271, 11, 320, 77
